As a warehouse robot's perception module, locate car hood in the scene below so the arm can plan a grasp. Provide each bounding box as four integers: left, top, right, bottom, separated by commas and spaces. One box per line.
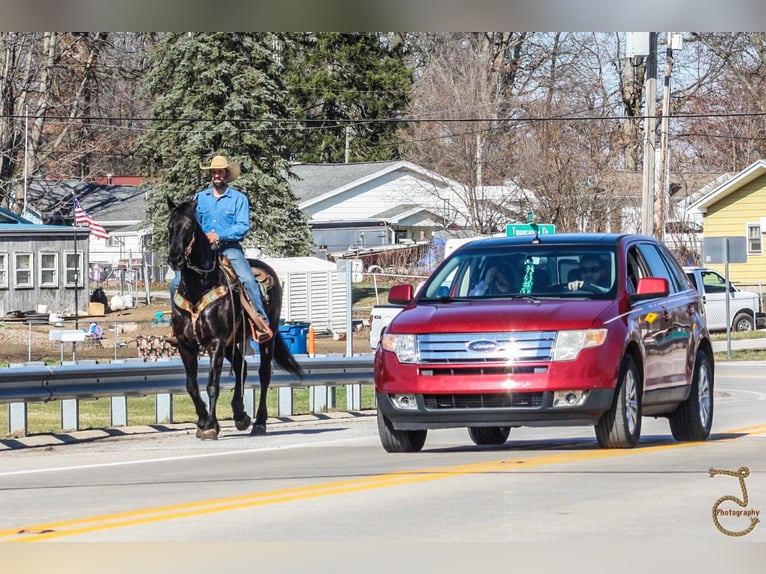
390, 298, 619, 333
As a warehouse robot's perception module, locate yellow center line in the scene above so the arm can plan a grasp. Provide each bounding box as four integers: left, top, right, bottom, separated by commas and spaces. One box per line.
4, 423, 766, 542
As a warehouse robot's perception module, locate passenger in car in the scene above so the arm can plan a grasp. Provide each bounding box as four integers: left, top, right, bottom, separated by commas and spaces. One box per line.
470, 264, 515, 296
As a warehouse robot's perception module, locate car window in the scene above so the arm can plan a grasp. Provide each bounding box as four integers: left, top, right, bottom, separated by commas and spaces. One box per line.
634, 242, 682, 293
420, 243, 617, 299
698, 270, 731, 294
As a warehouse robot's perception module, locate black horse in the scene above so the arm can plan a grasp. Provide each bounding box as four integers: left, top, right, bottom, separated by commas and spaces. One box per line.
166, 197, 303, 439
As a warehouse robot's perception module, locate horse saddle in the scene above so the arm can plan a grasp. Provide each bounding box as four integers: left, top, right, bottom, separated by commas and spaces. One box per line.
219, 256, 273, 343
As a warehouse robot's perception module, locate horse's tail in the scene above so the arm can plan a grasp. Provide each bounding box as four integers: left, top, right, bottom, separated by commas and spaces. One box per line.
273, 331, 305, 380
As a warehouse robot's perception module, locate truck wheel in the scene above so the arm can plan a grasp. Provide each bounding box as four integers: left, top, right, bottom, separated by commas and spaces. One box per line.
595, 354, 642, 448
669, 350, 713, 441
468, 426, 510, 446
732, 312, 754, 332
377, 410, 427, 452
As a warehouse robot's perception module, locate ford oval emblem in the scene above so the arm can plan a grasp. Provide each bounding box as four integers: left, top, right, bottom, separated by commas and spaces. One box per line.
467, 340, 498, 352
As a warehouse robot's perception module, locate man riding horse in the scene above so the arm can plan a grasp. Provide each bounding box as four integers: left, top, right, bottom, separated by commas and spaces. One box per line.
168, 154, 272, 344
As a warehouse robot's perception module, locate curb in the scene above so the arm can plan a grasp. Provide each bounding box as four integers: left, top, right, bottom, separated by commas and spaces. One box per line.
0, 410, 376, 451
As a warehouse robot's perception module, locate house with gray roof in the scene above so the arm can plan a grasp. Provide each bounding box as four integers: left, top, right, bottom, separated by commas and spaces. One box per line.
25, 179, 153, 288
289, 160, 479, 256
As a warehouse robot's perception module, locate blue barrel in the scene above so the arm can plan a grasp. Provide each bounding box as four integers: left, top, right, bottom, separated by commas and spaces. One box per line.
277, 322, 311, 354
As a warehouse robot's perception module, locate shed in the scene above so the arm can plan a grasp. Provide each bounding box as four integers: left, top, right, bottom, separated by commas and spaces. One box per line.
246, 254, 349, 334
1, 207, 91, 316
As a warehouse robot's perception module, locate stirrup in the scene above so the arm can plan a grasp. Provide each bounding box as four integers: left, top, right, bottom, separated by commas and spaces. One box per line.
251, 316, 273, 343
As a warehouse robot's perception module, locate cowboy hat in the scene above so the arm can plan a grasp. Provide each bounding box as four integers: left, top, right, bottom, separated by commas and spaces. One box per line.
200, 155, 240, 183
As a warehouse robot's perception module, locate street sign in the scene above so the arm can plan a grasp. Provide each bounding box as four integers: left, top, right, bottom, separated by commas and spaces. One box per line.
703, 237, 747, 264
506, 223, 556, 237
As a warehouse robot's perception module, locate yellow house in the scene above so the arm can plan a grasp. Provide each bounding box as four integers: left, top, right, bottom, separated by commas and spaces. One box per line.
689, 159, 766, 286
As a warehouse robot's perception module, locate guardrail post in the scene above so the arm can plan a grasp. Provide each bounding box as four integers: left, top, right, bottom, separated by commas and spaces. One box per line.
8, 403, 27, 435
310, 385, 328, 413
244, 388, 254, 418
61, 399, 79, 431
278, 387, 292, 416
111, 396, 128, 426
346, 384, 361, 410
156, 393, 172, 423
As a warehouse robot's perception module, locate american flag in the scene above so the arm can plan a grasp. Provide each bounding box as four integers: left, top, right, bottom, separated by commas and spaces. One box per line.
73, 195, 109, 239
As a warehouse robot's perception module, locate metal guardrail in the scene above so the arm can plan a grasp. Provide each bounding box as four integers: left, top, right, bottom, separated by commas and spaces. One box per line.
0, 354, 375, 435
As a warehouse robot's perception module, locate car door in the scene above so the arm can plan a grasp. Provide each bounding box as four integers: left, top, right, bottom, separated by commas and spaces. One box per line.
694, 269, 729, 330
631, 242, 694, 390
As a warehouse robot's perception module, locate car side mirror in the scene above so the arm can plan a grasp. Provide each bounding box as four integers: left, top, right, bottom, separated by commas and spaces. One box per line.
389, 283, 414, 305
630, 277, 669, 302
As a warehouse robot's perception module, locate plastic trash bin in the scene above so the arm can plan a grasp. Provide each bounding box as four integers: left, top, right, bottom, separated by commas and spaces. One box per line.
252, 322, 311, 354
278, 322, 311, 354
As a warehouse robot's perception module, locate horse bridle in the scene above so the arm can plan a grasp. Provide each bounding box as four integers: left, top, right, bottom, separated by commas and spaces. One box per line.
181, 222, 217, 275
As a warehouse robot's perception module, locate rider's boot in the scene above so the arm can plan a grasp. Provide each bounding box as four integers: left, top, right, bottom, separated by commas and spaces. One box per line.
251, 313, 273, 344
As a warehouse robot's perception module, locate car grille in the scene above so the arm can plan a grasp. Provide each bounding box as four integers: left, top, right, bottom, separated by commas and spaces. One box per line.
423, 392, 545, 409
417, 331, 556, 364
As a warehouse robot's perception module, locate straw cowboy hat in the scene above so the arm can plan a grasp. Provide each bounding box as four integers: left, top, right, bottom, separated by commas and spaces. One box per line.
200, 155, 240, 183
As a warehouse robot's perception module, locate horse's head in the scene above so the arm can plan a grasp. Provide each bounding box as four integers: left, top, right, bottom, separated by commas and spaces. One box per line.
166, 197, 200, 271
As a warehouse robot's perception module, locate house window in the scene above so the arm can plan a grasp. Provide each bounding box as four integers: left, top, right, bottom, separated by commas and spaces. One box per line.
40, 252, 59, 287
14, 252, 33, 288
64, 252, 84, 287
0, 253, 8, 288
747, 223, 762, 255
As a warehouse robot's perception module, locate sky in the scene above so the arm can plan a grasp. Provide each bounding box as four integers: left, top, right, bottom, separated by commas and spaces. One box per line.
1, 0, 765, 31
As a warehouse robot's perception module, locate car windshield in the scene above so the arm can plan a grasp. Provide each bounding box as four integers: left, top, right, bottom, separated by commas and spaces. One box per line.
421, 243, 618, 300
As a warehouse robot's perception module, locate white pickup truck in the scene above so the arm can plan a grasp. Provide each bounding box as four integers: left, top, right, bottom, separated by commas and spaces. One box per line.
369, 304, 404, 349
684, 266, 765, 332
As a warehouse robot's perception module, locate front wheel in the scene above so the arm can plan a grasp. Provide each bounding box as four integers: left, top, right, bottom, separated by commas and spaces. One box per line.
669, 350, 713, 441
468, 426, 510, 446
377, 410, 427, 453
595, 355, 642, 448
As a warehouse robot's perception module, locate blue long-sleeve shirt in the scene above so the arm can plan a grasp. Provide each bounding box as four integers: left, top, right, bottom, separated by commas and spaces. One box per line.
194, 186, 250, 243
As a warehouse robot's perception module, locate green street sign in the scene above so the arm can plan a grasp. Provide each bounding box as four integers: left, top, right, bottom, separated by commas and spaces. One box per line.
506, 223, 556, 237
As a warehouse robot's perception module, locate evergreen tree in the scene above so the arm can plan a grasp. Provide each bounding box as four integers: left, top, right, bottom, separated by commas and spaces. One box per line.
282, 32, 412, 163
136, 32, 313, 257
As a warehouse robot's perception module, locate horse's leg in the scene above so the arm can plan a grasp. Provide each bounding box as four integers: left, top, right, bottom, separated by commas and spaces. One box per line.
199, 342, 226, 440
250, 339, 273, 435
179, 346, 208, 437
227, 343, 252, 432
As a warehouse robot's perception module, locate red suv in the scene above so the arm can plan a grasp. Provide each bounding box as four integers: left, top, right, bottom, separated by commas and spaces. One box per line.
374, 233, 714, 452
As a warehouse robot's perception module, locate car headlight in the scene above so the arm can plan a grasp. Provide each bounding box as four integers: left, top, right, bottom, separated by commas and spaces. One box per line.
553, 329, 608, 361
380, 333, 418, 363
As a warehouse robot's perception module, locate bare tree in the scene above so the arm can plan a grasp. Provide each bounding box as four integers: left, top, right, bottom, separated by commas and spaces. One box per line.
0, 32, 156, 215
399, 32, 532, 234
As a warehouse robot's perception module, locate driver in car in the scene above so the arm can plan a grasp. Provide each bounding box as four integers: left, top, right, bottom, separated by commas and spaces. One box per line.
568, 254, 610, 292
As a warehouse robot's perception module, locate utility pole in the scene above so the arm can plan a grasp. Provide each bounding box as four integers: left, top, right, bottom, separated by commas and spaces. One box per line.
640, 32, 658, 236
656, 33, 680, 241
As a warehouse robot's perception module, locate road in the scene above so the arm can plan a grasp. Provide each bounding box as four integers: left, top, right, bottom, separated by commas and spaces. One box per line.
1, 362, 765, 547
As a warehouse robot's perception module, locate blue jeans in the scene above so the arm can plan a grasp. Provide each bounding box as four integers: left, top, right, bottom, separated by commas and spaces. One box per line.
169, 246, 267, 318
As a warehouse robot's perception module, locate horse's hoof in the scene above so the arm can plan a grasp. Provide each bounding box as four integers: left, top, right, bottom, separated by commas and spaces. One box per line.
235, 415, 252, 431
195, 427, 203, 438
200, 428, 219, 440
250, 424, 267, 436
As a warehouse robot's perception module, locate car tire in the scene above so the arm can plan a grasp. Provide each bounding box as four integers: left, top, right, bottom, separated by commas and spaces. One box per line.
377, 410, 427, 453
732, 312, 754, 332
468, 426, 511, 446
595, 354, 642, 448
669, 350, 714, 441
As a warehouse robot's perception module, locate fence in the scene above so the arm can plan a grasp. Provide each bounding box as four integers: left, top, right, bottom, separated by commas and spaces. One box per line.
0, 355, 375, 436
